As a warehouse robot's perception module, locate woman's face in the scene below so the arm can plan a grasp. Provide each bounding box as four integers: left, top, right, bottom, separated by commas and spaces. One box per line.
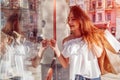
68, 12, 80, 32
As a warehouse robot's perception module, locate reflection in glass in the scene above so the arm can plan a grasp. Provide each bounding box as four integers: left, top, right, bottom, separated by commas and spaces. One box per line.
1, 0, 69, 80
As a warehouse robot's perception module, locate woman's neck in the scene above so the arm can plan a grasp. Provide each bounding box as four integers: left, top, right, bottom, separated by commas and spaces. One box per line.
71, 30, 81, 38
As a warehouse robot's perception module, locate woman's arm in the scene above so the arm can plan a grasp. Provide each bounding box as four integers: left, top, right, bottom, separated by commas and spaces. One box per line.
49, 39, 69, 68
57, 53, 69, 68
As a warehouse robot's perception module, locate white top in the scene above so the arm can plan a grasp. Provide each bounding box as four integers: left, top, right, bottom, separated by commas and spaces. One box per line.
62, 38, 101, 80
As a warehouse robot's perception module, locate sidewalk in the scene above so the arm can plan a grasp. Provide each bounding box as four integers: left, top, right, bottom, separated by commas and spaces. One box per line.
101, 73, 120, 80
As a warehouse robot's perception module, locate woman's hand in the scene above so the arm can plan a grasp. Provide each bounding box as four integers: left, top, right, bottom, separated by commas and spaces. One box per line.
49, 39, 61, 57
49, 39, 56, 49
41, 39, 49, 51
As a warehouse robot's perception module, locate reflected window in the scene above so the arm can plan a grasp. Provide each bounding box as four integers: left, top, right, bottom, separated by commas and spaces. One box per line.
106, 13, 111, 21
92, 1, 96, 10
107, 0, 112, 7
98, 0, 102, 7
1, 12, 6, 28
29, 2, 33, 10
92, 14, 96, 22
9, 0, 20, 9
30, 15, 33, 23
98, 13, 102, 21
111, 27, 116, 36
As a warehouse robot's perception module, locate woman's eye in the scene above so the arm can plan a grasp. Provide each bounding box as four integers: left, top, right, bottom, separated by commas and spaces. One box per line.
72, 18, 77, 21
67, 18, 77, 22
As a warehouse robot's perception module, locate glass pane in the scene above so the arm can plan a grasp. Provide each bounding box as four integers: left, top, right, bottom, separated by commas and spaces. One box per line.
0, 0, 69, 80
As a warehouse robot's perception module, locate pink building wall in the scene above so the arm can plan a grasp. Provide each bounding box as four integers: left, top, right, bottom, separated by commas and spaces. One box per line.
88, 0, 116, 36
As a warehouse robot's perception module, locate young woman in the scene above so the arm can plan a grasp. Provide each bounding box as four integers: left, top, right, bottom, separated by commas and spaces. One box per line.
1, 13, 22, 55
0, 13, 23, 78
48, 5, 120, 80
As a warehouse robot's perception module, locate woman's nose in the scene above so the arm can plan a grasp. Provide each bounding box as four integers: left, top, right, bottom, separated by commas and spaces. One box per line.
68, 19, 72, 25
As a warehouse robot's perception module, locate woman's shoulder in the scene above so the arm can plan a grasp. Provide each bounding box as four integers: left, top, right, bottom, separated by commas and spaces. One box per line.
62, 35, 75, 44
62, 36, 70, 44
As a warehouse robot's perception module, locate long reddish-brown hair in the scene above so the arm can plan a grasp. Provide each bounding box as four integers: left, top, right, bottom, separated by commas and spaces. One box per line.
68, 5, 116, 53
2, 13, 21, 36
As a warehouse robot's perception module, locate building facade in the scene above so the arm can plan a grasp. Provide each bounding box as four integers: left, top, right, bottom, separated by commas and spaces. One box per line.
88, 0, 116, 36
